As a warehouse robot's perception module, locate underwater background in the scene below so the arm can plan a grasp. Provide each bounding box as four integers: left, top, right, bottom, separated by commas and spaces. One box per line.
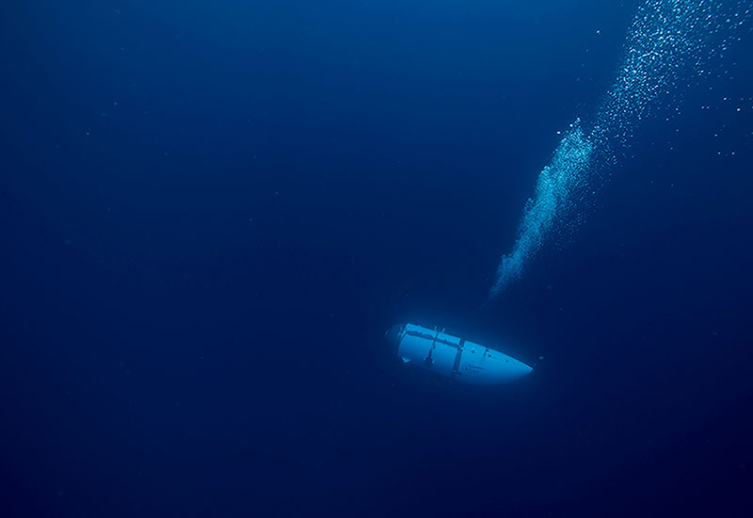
1, 1, 752, 516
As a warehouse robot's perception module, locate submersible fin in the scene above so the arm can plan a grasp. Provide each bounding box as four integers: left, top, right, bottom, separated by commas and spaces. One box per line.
386, 324, 533, 384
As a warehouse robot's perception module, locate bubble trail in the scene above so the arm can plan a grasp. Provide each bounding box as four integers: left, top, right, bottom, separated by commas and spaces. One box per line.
489, 0, 751, 298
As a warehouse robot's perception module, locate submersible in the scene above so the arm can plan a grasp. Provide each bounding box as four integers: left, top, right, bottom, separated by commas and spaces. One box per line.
386, 323, 533, 384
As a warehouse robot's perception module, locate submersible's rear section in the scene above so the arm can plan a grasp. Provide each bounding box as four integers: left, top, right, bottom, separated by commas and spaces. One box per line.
387, 324, 533, 384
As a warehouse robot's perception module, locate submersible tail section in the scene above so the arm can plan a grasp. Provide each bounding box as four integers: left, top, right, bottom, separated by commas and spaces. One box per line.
386, 324, 533, 384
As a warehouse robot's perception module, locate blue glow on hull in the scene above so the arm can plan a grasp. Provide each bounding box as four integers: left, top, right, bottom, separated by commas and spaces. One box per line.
387, 324, 533, 385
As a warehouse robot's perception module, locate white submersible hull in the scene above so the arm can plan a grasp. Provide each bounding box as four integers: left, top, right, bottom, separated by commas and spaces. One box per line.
386, 323, 533, 384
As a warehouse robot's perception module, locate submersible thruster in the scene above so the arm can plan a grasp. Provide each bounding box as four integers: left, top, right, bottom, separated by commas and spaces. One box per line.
386, 323, 533, 384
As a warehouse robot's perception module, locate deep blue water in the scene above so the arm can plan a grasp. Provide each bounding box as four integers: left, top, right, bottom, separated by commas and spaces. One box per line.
2, 1, 752, 516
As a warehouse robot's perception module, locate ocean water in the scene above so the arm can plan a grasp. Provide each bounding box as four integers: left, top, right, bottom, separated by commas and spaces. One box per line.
1, 1, 752, 517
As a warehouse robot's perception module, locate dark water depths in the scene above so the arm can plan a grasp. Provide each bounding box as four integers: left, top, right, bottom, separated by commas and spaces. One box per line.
1, 1, 752, 516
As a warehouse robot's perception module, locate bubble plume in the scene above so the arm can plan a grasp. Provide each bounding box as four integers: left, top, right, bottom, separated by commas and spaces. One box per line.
489, 0, 751, 298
